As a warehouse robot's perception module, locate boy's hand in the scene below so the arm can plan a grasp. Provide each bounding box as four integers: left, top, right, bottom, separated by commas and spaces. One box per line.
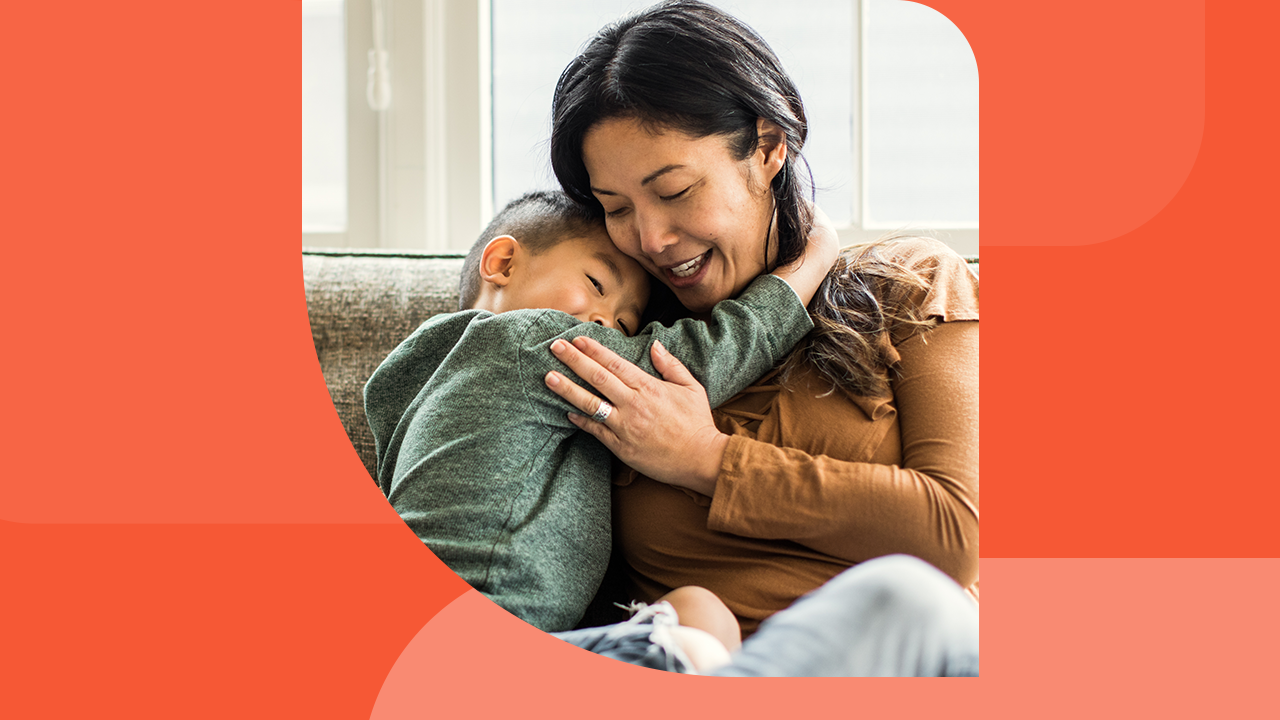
770, 205, 839, 306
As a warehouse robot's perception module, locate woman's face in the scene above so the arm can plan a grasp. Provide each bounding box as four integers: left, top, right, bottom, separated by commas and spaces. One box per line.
581, 117, 784, 313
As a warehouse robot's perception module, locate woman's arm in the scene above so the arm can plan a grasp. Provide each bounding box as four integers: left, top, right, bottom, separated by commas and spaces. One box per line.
708, 320, 979, 586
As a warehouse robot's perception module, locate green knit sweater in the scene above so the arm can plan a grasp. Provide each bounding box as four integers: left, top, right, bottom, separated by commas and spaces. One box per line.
364, 274, 812, 631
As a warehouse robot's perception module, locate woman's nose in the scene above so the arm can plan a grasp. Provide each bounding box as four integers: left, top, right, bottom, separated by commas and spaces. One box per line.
636, 210, 678, 256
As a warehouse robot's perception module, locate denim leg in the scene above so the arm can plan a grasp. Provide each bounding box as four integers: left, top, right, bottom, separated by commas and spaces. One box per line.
710, 555, 980, 677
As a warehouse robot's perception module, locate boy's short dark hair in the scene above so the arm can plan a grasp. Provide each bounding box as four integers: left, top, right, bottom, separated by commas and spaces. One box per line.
458, 190, 603, 310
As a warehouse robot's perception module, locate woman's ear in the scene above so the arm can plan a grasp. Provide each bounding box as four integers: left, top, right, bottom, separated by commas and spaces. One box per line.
479, 235, 520, 287
755, 117, 788, 182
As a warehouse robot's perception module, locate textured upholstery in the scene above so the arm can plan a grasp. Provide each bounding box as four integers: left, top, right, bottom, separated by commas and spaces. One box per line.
303, 249, 466, 481
302, 247, 978, 484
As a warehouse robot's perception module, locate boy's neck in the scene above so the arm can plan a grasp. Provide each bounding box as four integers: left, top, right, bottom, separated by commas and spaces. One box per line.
470, 285, 504, 314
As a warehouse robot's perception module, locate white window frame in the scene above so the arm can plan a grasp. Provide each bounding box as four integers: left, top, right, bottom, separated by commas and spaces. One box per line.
304, 0, 976, 256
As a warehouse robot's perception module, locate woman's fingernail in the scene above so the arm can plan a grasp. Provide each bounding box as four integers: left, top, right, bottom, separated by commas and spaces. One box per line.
567, 413, 581, 424
653, 340, 666, 356
546, 371, 560, 386
551, 339, 566, 354
573, 336, 589, 348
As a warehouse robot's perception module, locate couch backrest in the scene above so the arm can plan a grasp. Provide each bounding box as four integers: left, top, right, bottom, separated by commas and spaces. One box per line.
304, 249, 466, 481
303, 247, 978, 483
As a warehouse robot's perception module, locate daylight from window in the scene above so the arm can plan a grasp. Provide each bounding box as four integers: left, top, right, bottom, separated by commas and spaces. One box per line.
302, 0, 978, 239
302, 0, 347, 232
492, 0, 977, 228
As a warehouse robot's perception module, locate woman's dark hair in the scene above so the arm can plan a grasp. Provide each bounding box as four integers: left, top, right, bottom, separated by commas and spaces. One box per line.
550, 0, 814, 272
778, 239, 942, 398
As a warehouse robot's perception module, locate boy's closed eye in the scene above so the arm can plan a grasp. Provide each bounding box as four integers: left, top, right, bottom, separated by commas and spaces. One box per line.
585, 273, 634, 336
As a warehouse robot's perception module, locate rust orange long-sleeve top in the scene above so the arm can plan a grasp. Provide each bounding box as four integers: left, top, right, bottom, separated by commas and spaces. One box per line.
612, 238, 979, 636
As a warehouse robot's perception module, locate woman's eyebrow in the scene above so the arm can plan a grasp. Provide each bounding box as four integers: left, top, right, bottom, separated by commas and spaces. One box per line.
640, 164, 685, 186
590, 164, 686, 196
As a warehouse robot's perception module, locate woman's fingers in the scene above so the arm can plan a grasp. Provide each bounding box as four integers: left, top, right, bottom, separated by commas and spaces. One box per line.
549, 337, 637, 401
549, 337, 726, 495
566, 410, 621, 450
568, 336, 656, 389
545, 368, 614, 418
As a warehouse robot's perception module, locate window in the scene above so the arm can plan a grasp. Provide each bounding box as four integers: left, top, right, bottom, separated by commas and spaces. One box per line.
302, 0, 978, 254
301, 0, 380, 248
864, 0, 978, 228
302, 0, 346, 232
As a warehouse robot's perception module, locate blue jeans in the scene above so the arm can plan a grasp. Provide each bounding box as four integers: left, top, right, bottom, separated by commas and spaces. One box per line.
555, 555, 979, 677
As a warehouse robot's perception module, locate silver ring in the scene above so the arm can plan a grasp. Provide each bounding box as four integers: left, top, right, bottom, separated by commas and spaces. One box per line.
591, 400, 613, 423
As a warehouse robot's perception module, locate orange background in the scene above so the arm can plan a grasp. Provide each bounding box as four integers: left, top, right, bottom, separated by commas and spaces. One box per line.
3, 1, 1276, 717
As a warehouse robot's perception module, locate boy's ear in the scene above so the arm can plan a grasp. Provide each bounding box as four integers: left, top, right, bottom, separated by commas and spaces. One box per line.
755, 117, 788, 182
479, 235, 519, 287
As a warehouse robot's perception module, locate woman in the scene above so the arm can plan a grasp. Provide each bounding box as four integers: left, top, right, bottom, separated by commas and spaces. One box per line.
545, 1, 978, 674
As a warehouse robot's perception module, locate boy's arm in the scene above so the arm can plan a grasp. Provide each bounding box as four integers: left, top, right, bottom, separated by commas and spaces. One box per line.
512, 209, 838, 424
517, 279, 809, 427
769, 204, 839, 307
363, 311, 483, 490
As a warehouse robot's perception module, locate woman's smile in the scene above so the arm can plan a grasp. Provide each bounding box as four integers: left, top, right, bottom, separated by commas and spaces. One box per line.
663, 249, 714, 285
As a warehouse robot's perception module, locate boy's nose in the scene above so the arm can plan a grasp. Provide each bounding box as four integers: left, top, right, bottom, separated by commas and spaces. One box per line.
588, 313, 615, 331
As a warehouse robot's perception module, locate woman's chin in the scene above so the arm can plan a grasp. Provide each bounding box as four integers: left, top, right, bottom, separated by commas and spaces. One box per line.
666, 261, 733, 313
671, 283, 724, 315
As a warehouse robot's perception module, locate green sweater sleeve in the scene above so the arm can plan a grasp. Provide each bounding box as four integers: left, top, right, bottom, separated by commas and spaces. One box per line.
362, 310, 490, 490
516, 273, 813, 427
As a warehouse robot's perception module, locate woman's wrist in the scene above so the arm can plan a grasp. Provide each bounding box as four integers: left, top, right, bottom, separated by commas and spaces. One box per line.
680, 431, 730, 497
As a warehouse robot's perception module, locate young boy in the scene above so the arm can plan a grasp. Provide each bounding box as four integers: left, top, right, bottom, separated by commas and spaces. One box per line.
364, 191, 833, 633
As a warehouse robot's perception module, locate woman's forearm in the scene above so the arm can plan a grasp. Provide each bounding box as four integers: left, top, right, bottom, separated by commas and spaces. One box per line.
708, 434, 979, 587
705, 320, 979, 587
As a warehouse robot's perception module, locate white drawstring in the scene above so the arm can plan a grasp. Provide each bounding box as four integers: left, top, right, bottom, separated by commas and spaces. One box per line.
367, 0, 391, 110
614, 600, 699, 674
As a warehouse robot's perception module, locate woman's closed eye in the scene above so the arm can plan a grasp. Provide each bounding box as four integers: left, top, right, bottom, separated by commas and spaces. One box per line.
659, 185, 692, 201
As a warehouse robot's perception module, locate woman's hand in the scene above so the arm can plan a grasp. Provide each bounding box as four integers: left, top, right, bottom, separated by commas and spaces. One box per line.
544, 336, 729, 497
